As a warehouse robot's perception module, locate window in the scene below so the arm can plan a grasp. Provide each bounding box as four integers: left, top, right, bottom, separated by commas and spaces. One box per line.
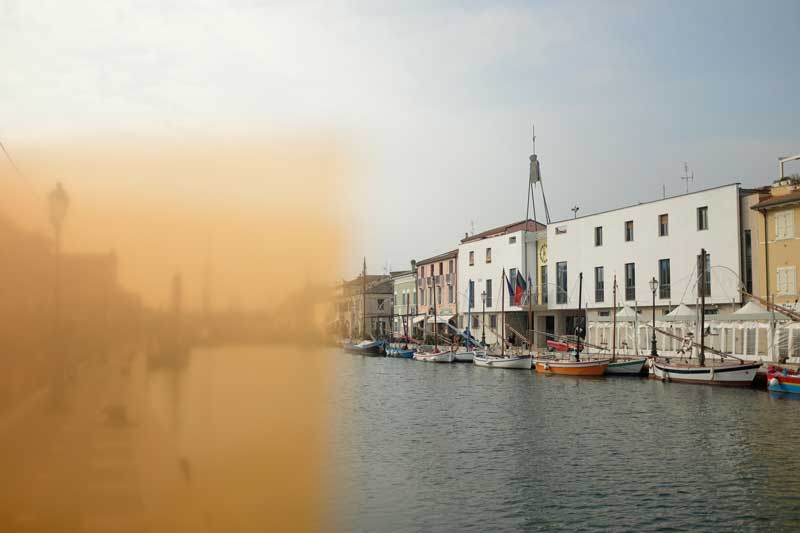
469, 251, 474, 266
594, 266, 604, 303
509, 268, 517, 284
697, 253, 711, 297
625, 221, 634, 242
485, 279, 493, 307
429, 264, 434, 277
490, 314, 497, 329
744, 230, 753, 294
659, 214, 669, 236
509, 236, 517, 244
439, 263, 443, 275
697, 206, 708, 231
377, 299, 385, 311
447, 284, 454, 304
486, 248, 492, 263
659, 259, 671, 299
556, 262, 568, 304
448, 259, 454, 273
436, 286, 442, 305
594, 226, 603, 246
472, 316, 479, 329
624, 263, 635, 301
777, 266, 797, 296
419, 288, 425, 305
468, 280, 475, 308
413, 289, 417, 305
540, 265, 548, 304
776, 210, 795, 240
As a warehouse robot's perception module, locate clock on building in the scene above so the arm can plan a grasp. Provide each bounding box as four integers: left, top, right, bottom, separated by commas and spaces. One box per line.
538, 244, 548, 264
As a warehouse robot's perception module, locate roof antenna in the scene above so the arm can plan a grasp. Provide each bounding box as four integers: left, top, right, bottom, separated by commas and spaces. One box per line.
527, 124, 551, 224
571, 205, 580, 219
681, 162, 694, 194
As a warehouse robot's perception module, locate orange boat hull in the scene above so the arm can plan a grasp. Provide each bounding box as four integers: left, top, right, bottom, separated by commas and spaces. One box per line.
534, 359, 609, 376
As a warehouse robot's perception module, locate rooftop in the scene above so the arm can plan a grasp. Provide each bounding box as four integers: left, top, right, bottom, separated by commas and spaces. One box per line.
460, 219, 546, 244
751, 189, 800, 210
416, 249, 458, 266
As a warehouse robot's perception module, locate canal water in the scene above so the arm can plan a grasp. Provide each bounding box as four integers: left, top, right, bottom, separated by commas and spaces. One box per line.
148, 346, 800, 532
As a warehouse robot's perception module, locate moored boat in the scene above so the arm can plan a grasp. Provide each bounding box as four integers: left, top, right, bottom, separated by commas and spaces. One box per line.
453, 349, 481, 362
606, 357, 647, 375
343, 339, 385, 356
534, 357, 609, 376
413, 350, 455, 363
767, 367, 800, 394
652, 359, 761, 386
473, 353, 532, 369
386, 345, 415, 358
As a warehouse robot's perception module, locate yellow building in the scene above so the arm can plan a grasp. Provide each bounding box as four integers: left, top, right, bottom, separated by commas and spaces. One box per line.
751, 177, 800, 308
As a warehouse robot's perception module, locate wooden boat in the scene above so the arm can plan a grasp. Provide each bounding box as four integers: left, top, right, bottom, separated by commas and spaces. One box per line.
767, 367, 800, 394
652, 359, 761, 386
651, 249, 761, 387
453, 349, 483, 362
385, 345, 415, 358
606, 357, 647, 375
534, 357, 609, 376
474, 353, 532, 369
343, 339, 385, 356
413, 350, 455, 363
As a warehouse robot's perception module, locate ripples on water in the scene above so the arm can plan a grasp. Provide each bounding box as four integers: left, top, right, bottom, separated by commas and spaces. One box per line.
329, 354, 800, 532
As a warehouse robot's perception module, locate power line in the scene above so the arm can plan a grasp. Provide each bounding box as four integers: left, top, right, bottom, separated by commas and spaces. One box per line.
0, 140, 25, 180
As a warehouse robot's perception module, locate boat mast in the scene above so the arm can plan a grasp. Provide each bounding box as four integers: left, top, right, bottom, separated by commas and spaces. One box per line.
501, 268, 506, 357
576, 272, 583, 361
612, 274, 617, 362
433, 267, 438, 352
466, 279, 472, 351
699, 248, 706, 367
362, 257, 367, 339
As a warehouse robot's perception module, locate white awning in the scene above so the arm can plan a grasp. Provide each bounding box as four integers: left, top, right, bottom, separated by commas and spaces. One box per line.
412, 315, 425, 324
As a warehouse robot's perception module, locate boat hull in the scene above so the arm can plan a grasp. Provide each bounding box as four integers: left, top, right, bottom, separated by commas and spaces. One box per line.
343, 341, 385, 356
413, 351, 455, 363
534, 359, 609, 376
653, 360, 761, 386
385, 347, 415, 358
474, 355, 532, 369
606, 358, 647, 375
453, 350, 480, 362
767, 372, 800, 394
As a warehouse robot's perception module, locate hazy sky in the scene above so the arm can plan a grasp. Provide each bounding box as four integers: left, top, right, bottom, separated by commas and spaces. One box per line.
2, 0, 799, 279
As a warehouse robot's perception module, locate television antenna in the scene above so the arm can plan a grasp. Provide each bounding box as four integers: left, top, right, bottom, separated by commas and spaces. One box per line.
526, 124, 551, 224
681, 162, 694, 194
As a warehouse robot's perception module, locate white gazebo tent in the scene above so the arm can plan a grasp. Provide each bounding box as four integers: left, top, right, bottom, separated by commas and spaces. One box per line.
714, 301, 789, 362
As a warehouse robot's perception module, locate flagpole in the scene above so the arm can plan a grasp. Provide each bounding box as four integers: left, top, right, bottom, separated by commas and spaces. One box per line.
501, 268, 505, 357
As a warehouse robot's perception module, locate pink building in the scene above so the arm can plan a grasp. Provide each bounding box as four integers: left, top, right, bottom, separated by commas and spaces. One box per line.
415, 250, 458, 337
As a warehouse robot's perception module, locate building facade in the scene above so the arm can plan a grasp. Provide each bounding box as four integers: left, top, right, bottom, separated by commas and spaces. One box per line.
751, 177, 800, 310
457, 219, 546, 347
333, 274, 393, 339
545, 183, 755, 342
391, 266, 417, 337
416, 250, 458, 339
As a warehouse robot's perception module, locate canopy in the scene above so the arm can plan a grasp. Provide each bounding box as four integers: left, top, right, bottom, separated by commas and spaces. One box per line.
427, 315, 452, 324
663, 303, 695, 322
615, 306, 638, 322
716, 301, 789, 322
412, 315, 425, 324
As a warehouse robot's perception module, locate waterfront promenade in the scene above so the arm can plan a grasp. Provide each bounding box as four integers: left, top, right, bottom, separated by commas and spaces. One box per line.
0, 350, 206, 533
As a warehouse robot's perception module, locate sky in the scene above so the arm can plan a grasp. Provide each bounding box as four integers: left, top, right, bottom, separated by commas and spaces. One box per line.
2, 0, 799, 282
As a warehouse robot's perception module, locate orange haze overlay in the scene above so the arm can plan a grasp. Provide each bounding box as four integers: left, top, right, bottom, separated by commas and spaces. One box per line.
0, 139, 352, 532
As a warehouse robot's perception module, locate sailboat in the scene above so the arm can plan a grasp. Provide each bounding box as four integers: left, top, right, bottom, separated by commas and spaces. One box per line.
414, 277, 454, 363
474, 268, 532, 370
386, 299, 415, 358
343, 258, 386, 356
606, 275, 647, 375
535, 272, 610, 375
651, 249, 761, 386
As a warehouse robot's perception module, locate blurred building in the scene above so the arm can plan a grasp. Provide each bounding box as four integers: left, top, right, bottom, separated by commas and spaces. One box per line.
332, 274, 393, 339
391, 265, 416, 338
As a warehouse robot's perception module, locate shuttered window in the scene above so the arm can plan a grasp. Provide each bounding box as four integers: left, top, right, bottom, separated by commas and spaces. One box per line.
775, 210, 795, 240
777, 266, 797, 296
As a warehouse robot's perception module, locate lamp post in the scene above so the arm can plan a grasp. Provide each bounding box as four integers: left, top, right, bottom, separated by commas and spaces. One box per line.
649, 276, 658, 357
47, 182, 69, 410
481, 290, 487, 346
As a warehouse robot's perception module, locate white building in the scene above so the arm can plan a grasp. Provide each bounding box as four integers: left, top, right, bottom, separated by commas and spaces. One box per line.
457, 219, 546, 347
545, 183, 759, 348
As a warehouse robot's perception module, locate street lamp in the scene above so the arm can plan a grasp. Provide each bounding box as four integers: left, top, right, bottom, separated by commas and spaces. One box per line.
481, 290, 487, 346
649, 277, 658, 357
47, 182, 69, 411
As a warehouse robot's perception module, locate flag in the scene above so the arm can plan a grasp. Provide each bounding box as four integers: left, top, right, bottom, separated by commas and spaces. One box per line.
513, 270, 527, 306
506, 273, 514, 302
